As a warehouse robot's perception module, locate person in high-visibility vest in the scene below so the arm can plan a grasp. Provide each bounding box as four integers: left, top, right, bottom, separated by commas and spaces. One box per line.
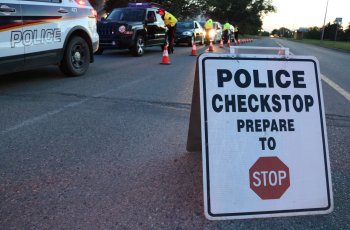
204, 17, 213, 44
157, 8, 177, 54
234, 24, 239, 41
223, 21, 231, 43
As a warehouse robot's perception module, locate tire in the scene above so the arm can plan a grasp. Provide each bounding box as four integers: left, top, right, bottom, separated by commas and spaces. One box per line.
199, 35, 204, 45
132, 35, 145, 57
94, 46, 104, 55
60, 36, 90, 77
188, 36, 194, 47
212, 36, 216, 44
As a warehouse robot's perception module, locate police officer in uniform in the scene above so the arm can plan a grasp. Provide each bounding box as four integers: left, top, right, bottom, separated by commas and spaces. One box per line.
223, 21, 231, 43
157, 8, 177, 54
204, 17, 213, 44
234, 24, 239, 42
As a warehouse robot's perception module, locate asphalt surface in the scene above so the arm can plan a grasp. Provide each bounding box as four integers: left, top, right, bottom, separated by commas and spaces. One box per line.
0, 38, 349, 229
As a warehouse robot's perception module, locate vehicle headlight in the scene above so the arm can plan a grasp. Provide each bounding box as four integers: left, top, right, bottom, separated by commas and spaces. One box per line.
182, 31, 192, 36
209, 29, 216, 38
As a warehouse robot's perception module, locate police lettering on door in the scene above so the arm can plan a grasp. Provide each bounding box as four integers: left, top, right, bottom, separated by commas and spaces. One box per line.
11, 29, 61, 48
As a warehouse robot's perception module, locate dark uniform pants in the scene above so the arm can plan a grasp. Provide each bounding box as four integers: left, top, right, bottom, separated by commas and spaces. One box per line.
167, 24, 176, 54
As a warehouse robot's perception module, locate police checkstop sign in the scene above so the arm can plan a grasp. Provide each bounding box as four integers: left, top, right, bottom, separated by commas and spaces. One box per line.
198, 52, 333, 220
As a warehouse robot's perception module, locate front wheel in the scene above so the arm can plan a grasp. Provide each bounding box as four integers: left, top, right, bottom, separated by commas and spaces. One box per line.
60, 36, 90, 77
188, 36, 195, 47
132, 36, 145, 57
199, 35, 204, 45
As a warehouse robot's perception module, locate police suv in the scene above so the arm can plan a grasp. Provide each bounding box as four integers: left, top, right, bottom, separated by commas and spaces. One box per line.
0, 0, 99, 76
96, 3, 167, 57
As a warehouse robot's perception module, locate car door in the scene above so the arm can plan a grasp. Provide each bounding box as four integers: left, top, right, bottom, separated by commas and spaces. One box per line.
145, 9, 166, 45
194, 21, 201, 43
145, 10, 157, 45
154, 9, 166, 44
0, 0, 24, 75
21, 0, 64, 68
216, 23, 222, 41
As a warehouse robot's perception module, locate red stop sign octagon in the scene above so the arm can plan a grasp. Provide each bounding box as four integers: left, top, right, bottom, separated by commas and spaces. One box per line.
249, 156, 290, 200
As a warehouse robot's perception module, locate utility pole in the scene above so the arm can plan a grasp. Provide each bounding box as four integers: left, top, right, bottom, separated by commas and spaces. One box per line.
321, 0, 329, 41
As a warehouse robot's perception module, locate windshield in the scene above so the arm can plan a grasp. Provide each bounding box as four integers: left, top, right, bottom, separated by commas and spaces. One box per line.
107, 8, 146, 22
177, 22, 193, 29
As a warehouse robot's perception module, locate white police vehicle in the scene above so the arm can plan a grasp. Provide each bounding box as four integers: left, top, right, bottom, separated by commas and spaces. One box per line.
0, 0, 99, 76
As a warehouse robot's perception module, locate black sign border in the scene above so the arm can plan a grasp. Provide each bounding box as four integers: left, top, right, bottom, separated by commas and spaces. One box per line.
201, 56, 332, 218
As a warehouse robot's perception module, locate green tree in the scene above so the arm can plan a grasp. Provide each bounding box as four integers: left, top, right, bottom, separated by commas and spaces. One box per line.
104, 0, 130, 12
304, 27, 321, 39
202, 0, 275, 34
260, 30, 270, 36
344, 24, 350, 41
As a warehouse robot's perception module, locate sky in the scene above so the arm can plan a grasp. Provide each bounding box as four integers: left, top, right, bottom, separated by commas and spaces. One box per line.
262, 0, 350, 32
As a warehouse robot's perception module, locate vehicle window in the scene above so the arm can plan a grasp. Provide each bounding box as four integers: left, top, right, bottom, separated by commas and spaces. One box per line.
155, 11, 163, 23
177, 22, 193, 29
107, 8, 146, 22
147, 11, 156, 21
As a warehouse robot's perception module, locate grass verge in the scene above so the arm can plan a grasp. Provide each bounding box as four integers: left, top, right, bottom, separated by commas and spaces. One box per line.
288, 38, 350, 52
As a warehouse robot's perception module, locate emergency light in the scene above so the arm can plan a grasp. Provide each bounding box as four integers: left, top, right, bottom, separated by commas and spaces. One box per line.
128, 3, 153, 7
75, 0, 86, 5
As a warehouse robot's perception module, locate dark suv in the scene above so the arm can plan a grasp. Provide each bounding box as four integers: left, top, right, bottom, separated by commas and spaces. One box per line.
96, 3, 167, 56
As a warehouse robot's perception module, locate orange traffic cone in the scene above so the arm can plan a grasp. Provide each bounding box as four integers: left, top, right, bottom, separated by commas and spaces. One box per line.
208, 41, 214, 52
219, 39, 223, 48
227, 39, 231, 47
238, 39, 241, 45
160, 45, 171, 65
191, 43, 197, 56
234, 39, 237, 46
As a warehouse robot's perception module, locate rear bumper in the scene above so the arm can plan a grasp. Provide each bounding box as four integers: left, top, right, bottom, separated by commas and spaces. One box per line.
175, 35, 191, 44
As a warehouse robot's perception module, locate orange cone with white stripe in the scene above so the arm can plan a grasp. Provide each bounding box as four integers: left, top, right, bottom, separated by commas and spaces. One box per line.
191, 43, 197, 56
160, 45, 171, 65
219, 39, 223, 48
208, 41, 214, 52
227, 39, 231, 47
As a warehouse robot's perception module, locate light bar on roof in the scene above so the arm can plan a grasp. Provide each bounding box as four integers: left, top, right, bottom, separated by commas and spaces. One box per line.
128, 3, 153, 7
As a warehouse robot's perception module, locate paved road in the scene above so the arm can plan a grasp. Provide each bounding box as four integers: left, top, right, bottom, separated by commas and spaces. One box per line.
0, 38, 349, 229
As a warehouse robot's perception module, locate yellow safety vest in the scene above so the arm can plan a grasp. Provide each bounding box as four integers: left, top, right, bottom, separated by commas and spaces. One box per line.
164, 11, 177, 27
204, 19, 213, 30
223, 23, 230, 31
